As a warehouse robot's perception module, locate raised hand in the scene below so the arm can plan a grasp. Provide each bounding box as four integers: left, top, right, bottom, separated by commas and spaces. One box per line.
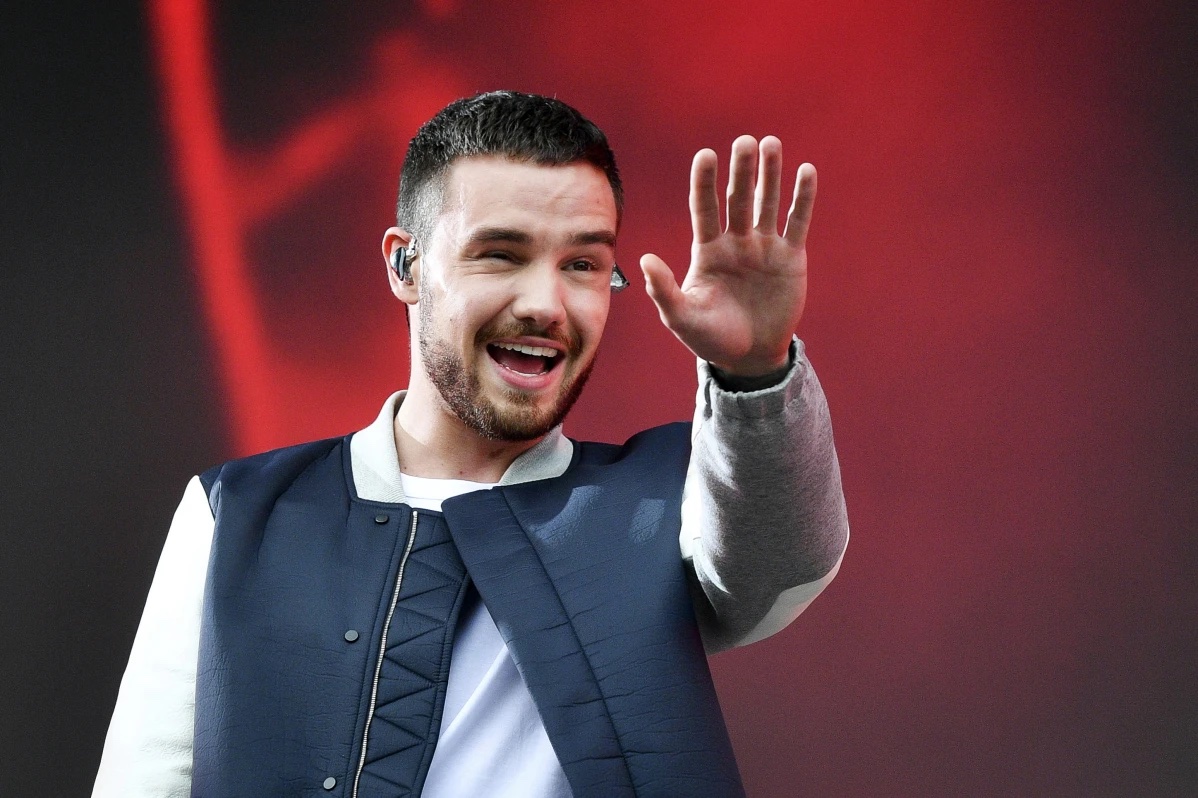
640, 135, 816, 377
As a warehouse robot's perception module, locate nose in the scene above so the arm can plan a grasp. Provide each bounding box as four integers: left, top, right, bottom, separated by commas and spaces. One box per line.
509, 263, 568, 330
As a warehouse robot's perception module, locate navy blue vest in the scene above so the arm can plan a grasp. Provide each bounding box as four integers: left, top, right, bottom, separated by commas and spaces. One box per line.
192, 423, 744, 797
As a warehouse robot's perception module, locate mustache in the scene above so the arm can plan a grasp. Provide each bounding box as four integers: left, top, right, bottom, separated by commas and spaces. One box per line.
477, 321, 581, 356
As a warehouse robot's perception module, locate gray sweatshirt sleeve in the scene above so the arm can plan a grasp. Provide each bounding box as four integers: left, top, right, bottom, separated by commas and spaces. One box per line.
681, 337, 849, 653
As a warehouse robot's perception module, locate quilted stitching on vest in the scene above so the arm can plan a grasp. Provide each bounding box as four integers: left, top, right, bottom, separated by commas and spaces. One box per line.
357, 513, 469, 797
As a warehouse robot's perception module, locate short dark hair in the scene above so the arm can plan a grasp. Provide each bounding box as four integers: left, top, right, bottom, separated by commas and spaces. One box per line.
396, 91, 623, 243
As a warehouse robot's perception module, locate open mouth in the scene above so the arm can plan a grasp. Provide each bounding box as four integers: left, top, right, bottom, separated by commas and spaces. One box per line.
486, 342, 562, 376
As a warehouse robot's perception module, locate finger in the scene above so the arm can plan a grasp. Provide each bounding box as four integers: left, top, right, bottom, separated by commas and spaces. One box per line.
640, 253, 687, 331
754, 136, 783, 233
783, 162, 818, 246
689, 149, 720, 244
726, 135, 758, 235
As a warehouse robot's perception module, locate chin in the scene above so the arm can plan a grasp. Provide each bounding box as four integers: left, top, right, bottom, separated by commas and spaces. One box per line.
476, 402, 563, 442
422, 325, 597, 443
471, 366, 592, 442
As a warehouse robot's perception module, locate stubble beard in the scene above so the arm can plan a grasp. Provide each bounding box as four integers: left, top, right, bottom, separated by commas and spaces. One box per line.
418, 291, 594, 442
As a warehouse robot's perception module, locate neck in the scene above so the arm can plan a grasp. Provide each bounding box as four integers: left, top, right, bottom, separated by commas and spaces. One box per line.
393, 383, 543, 482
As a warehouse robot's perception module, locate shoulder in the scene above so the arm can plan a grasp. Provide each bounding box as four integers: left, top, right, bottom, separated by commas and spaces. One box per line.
571, 421, 692, 467
198, 436, 349, 507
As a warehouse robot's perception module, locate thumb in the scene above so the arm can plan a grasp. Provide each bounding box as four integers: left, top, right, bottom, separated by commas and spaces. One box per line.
640, 253, 686, 330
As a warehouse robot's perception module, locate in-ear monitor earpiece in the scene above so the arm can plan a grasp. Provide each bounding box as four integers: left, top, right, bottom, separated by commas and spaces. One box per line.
610, 264, 629, 292
391, 245, 414, 284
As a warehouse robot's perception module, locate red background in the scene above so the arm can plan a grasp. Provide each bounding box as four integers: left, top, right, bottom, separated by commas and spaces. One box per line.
2, 1, 1193, 794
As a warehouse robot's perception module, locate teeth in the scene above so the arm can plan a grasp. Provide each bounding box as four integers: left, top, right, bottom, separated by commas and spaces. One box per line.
493, 342, 558, 358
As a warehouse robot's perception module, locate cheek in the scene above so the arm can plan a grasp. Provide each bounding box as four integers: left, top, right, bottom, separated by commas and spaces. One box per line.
446, 298, 503, 345
421, 296, 472, 347
572, 295, 610, 345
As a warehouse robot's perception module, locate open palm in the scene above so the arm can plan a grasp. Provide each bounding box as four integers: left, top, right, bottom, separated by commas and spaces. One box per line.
641, 135, 816, 377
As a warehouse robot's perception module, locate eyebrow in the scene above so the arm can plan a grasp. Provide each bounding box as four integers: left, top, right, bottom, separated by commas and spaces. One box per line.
464, 226, 616, 249
465, 227, 533, 247
568, 230, 617, 248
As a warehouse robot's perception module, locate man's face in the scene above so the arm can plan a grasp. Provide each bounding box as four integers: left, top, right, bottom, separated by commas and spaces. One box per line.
411, 156, 618, 441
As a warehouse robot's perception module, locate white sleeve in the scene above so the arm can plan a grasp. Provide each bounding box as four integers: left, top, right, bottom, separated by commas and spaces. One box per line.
92, 476, 212, 797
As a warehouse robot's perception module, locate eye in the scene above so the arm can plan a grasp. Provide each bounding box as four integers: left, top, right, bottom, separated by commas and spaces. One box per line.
565, 259, 599, 272
483, 251, 516, 262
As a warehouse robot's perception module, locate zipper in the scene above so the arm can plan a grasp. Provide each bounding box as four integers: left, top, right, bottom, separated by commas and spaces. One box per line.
352, 509, 419, 798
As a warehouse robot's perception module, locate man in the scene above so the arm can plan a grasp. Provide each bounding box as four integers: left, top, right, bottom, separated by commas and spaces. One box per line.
95, 91, 848, 797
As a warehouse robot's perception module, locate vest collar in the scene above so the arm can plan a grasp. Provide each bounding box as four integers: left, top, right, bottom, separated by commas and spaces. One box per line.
349, 391, 575, 503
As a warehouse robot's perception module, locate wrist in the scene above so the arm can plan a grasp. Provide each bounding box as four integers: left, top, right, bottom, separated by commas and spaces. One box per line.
709, 343, 796, 392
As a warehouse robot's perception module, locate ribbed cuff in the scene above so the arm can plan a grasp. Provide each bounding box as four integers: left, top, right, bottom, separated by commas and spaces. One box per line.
699, 337, 810, 420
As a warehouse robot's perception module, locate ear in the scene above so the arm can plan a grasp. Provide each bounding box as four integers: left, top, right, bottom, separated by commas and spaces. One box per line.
382, 226, 419, 305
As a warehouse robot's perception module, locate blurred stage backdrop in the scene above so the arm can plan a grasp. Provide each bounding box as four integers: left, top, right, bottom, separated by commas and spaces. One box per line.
2, 0, 1194, 795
